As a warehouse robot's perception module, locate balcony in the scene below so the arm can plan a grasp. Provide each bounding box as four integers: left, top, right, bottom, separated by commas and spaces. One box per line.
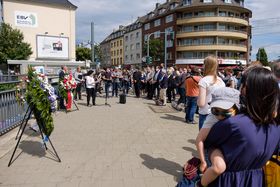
177, 16, 249, 26
176, 44, 247, 52
177, 30, 248, 39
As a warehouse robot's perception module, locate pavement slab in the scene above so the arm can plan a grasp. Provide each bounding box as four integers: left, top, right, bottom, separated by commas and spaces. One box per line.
0, 96, 199, 187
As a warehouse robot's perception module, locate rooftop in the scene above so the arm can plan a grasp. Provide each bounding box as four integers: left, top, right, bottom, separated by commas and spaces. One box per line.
9, 0, 77, 10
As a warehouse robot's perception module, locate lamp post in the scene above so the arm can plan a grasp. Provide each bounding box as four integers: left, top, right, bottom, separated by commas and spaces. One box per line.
146, 31, 174, 69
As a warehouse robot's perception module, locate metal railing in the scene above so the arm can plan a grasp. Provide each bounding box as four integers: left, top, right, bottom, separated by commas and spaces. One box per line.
0, 89, 27, 135
0, 76, 59, 135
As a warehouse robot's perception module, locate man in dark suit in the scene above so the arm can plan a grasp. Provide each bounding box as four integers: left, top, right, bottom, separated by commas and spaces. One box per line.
133, 67, 142, 98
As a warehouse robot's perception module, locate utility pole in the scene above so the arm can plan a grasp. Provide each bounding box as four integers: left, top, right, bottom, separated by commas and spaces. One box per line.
91, 22, 95, 68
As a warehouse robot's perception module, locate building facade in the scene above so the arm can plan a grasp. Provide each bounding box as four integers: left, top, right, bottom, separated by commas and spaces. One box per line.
142, 0, 180, 67
176, 0, 251, 65
101, 0, 252, 67
123, 21, 142, 65
110, 27, 125, 66
3, 0, 77, 62
100, 36, 111, 67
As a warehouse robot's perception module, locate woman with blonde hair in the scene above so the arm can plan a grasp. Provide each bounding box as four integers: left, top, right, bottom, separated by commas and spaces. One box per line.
197, 56, 225, 129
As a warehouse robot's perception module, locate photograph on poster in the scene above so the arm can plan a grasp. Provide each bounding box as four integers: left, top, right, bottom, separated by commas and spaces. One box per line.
37, 35, 69, 59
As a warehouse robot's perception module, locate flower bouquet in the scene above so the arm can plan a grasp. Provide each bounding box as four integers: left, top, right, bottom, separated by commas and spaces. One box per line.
59, 74, 77, 110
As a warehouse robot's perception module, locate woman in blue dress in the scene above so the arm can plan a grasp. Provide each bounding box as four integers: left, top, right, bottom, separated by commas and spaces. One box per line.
203, 67, 280, 187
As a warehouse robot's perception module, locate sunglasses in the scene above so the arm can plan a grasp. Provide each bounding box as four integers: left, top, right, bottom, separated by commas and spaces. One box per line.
211, 108, 232, 118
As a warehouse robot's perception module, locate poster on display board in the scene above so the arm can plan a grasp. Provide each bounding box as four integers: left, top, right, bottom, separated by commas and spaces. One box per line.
36, 35, 69, 60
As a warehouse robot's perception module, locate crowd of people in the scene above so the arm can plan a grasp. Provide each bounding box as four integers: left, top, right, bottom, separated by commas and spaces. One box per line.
57, 57, 279, 187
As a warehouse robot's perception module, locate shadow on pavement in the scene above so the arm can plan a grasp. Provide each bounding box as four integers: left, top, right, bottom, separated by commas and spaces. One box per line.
140, 153, 183, 182
188, 139, 196, 145
160, 114, 185, 122
182, 146, 199, 157
19, 140, 46, 157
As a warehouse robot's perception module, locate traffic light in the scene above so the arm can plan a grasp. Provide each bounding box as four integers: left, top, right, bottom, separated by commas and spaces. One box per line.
146, 56, 152, 64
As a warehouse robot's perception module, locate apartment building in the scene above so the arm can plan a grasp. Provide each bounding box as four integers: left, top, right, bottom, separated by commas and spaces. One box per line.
110, 27, 125, 66
123, 21, 142, 65
100, 36, 111, 67
176, 0, 251, 65
101, 0, 251, 67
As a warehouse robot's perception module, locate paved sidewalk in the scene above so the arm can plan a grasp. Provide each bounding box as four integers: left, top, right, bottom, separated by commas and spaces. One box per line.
0, 96, 199, 187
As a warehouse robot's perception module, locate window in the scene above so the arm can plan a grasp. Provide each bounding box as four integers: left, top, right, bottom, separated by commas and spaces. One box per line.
224, 0, 231, 3
114, 51, 116, 56
120, 40, 122, 46
125, 55, 128, 61
203, 38, 215, 45
144, 23, 150, 30
165, 26, 173, 33
117, 41, 119, 47
148, 13, 154, 19
136, 43, 140, 50
117, 58, 119, 64
218, 24, 226, 31
193, 39, 199, 45
130, 44, 134, 50
182, 25, 193, 32
144, 34, 149, 41
130, 54, 134, 61
136, 32, 139, 38
219, 11, 226, 17
194, 25, 203, 31
120, 49, 122, 55
130, 34, 134, 40
136, 53, 140, 59
203, 0, 212, 3
183, 12, 193, 18
165, 15, 173, 23
125, 36, 128, 41
167, 52, 172, 60
218, 38, 226, 44
170, 3, 178, 10
117, 50, 119, 55
154, 19, 161, 27
167, 40, 173, 48
154, 31, 161, 38
183, 0, 192, 6
204, 24, 215, 31
240, 0, 244, 6
111, 43, 113, 48
204, 11, 215, 17
159, 8, 165, 14
114, 42, 116, 47
125, 46, 128, 51
120, 57, 123, 64
228, 12, 234, 17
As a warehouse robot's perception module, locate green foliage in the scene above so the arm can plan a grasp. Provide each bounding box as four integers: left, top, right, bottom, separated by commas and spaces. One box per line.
0, 83, 17, 91
0, 23, 32, 64
26, 67, 54, 136
143, 39, 164, 63
76, 47, 91, 61
256, 48, 269, 66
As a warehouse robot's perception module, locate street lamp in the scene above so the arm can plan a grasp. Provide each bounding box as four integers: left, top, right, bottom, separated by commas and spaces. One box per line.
146, 31, 174, 69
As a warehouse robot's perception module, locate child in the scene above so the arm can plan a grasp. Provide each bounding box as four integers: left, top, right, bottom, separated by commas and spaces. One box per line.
195, 87, 240, 187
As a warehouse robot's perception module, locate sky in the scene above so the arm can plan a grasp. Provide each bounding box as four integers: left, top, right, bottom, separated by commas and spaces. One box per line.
71, 0, 280, 61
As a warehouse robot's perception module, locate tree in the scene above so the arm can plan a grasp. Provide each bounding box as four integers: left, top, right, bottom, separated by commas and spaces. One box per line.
256, 48, 269, 66
0, 23, 32, 64
76, 47, 91, 61
143, 39, 164, 63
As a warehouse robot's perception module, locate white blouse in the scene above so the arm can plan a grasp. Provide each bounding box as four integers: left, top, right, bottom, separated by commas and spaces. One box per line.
85, 76, 95, 89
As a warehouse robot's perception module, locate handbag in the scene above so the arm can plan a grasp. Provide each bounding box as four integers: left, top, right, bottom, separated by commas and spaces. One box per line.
264, 147, 280, 187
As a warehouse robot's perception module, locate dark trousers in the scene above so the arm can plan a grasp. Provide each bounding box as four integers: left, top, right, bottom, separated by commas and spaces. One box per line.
167, 87, 175, 102
112, 82, 119, 97
122, 81, 129, 94
134, 81, 141, 98
86, 88, 96, 105
185, 96, 198, 122
74, 83, 82, 100
177, 87, 186, 104
152, 82, 160, 99
147, 82, 153, 99
105, 82, 111, 98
